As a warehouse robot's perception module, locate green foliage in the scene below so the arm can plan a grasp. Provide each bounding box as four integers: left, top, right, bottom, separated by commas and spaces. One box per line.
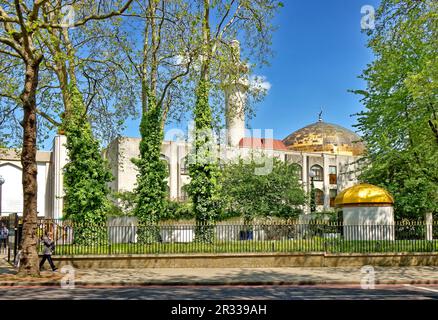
46, 237, 438, 255
108, 191, 138, 216
353, 0, 438, 219
187, 80, 223, 243
161, 200, 195, 221
63, 85, 113, 245
220, 157, 306, 224
132, 91, 168, 243
309, 179, 316, 213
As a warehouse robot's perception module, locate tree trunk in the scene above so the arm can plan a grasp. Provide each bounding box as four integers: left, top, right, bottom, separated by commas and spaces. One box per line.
150, 0, 158, 96
200, 0, 211, 83
18, 58, 42, 277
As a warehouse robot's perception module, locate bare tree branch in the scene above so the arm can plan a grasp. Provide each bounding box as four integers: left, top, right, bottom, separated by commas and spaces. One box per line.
0, 36, 24, 58
0, 47, 21, 58
39, 0, 134, 29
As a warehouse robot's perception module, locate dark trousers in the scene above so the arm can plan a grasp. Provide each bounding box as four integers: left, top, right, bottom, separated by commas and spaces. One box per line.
39, 254, 56, 271
0, 239, 7, 250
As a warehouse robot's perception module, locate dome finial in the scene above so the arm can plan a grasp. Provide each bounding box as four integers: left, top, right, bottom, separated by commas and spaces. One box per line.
318, 107, 323, 122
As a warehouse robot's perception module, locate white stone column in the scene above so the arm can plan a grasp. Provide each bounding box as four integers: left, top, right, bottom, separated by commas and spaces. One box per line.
302, 154, 310, 214
169, 142, 178, 200
302, 153, 308, 192
52, 135, 67, 219
425, 212, 433, 241
323, 154, 330, 210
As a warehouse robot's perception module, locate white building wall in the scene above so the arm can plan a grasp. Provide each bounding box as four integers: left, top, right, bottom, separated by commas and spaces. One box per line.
51, 135, 67, 219
37, 162, 48, 216
0, 163, 23, 215
342, 206, 395, 240
0, 152, 51, 217
1, 134, 364, 218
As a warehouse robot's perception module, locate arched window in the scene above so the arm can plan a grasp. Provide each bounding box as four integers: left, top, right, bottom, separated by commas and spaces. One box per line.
315, 189, 324, 205
160, 154, 170, 174
310, 165, 323, 181
180, 156, 188, 175
180, 187, 188, 202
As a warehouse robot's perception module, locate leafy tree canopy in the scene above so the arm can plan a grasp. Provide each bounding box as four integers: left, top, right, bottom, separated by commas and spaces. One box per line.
220, 156, 306, 223
353, 0, 438, 219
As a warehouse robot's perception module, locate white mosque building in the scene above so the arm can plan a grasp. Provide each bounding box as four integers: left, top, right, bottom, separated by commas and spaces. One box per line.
0, 115, 365, 220
0, 44, 365, 219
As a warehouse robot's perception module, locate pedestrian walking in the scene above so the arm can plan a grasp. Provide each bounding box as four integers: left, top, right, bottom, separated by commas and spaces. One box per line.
39, 231, 57, 272
0, 222, 8, 254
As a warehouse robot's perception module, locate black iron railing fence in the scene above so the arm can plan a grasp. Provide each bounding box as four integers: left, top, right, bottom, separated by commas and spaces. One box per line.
27, 218, 438, 255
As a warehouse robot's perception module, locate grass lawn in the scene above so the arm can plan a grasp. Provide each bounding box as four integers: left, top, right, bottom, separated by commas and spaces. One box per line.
41, 239, 438, 255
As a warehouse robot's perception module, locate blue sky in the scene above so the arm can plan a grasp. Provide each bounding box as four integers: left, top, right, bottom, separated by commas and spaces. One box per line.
245, 0, 381, 140
120, 0, 381, 142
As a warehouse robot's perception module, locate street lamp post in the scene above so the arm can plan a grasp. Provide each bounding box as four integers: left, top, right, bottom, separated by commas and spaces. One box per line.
309, 171, 316, 213
0, 175, 5, 216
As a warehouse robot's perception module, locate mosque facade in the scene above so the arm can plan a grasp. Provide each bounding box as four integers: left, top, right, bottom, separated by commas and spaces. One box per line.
0, 43, 365, 218
0, 119, 365, 219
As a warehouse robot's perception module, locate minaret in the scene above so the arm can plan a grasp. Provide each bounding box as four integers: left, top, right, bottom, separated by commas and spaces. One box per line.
225, 40, 248, 147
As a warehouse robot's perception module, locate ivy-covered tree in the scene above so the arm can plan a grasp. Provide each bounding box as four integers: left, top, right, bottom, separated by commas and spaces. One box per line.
187, 0, 283, 242
123, 0, 198, 242
63, 85, 113, 244
187, 79, 223, 242
132, 91, 168, 243
36, 1, 135, 244
0, 0, 132, 276
354, 0, 438, 219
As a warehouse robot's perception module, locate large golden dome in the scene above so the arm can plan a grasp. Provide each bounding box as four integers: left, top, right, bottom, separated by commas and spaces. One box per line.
283, 121, 365, 156
335, 183, 394, 207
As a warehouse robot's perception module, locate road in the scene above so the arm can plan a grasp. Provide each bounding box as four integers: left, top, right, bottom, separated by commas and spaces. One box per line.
0, 284, 438, 300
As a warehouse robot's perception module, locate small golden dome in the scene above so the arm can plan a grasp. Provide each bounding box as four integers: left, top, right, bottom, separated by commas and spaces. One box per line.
335, 183, 394, 207
283, 121, 365, 156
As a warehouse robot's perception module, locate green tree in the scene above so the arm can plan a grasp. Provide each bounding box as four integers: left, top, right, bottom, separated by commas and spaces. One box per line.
63, 85, 113, 244
187, 79, 223, 242
119, 0, 198, 241
0, 1, 44, 276
132, 91, 168, 243
34, 1, 134, 244
221, 157, 306, 224
186, 0, 218, 243
0, 0, 132, 276
354, 0, 438, 219
188, 0, 283, 242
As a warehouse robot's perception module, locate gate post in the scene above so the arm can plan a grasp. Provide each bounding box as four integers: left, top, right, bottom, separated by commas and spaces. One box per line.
425, 212, 433, 241
7, 213, 18, 263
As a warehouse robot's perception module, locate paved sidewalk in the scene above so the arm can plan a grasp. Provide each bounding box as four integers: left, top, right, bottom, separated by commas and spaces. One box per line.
71, 266, 438, 286
1, 256, 438, 287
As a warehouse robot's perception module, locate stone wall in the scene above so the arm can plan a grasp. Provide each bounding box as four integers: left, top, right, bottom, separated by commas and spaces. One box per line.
51, 252, 438, 269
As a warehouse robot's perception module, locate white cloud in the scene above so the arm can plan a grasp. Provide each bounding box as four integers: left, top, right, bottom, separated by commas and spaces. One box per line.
173, 54, 186, 65
249, 75, 272, 93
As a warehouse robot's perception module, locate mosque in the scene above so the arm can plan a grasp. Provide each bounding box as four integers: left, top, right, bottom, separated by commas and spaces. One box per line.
0, 43, 365, 219
0, 115, 365, 219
